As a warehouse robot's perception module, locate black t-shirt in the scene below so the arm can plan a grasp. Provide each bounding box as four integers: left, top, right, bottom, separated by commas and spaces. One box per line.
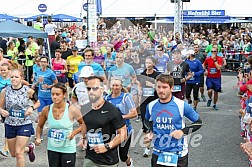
129, 60, 145, 76
194, 52, 206, 64
61, 48, 72, 60
139, 69, 160, 104
50, 41, 60, 58
166, 61, 190, 85
82, 101, 125, 165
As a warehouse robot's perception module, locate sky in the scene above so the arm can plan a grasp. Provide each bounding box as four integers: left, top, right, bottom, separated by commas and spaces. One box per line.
1, 0, 252, 18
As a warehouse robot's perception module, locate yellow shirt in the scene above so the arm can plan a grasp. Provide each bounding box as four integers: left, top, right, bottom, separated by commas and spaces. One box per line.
7, 47, 18, 60
66, 55, 83, 77
25, 48, 34, 66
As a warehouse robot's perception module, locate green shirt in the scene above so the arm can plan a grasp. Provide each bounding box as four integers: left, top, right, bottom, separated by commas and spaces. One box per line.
25, 48, 34, 66
205, 44, 222, 53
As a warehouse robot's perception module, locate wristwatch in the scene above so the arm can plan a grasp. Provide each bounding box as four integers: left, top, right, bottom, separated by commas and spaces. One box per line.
30, 106, 35, 110
105, 143, 111, 151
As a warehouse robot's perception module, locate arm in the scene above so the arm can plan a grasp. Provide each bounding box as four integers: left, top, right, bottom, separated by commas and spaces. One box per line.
35, 106, 49, 145
71, 87, 78, 105
214, 60, 222, 70
68, 105, 84, 139
46, 78, 58, 89
63, 60, 68, 73
107, 125, 127, 149
0, 89, 9, 118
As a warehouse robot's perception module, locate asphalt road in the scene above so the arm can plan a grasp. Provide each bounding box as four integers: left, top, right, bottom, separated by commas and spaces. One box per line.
0, 74, 249, 167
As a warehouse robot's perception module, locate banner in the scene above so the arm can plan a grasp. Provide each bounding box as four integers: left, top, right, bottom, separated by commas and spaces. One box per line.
183, 10, 225, 17
88, 0, 97, 43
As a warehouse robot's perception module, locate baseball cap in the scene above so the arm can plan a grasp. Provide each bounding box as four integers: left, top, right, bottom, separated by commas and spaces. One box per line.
72, 46, 78, 51
187, 50, 195, 55
79, 66, 94, 78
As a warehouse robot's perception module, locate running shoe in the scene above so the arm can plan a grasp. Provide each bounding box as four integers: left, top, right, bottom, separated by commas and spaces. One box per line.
127, 158, 134, 167
0, 149, 9, 157
201, 94, 207, 102
27, 143, 35, 162
213, 105, 219, 111
207, 99, 212, 107
135, 116, 141, 122
143, 148, 150, 157
188, 100, 192, 104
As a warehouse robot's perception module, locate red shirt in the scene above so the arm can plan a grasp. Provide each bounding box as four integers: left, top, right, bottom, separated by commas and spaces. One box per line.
204, 56, 223, 78
240, 79, 252, 98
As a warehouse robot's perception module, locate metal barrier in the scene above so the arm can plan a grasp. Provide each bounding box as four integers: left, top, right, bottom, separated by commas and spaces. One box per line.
224, 50, 252, 71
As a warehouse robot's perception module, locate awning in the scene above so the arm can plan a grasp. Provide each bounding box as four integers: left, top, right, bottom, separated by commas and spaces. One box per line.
0, 14, 19, 21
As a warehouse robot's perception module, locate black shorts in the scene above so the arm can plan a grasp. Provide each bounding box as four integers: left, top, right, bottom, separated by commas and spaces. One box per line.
199, 75, 204, 88
151, 153, 188, 167
185, 83, 200, 101
48, 150, 76, 167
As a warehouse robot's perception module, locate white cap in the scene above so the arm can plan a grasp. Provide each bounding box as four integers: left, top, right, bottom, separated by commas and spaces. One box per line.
79, 66, 94, 78
187, 50, 195, 55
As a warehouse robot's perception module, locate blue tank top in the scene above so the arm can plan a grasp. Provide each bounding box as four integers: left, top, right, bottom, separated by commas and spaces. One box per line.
47, 103, 76, 153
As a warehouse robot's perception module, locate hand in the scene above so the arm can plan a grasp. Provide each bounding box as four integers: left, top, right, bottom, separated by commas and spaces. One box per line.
204, 71, 208, 76
35, 138, 41, 146
145, 81, 154, 87
31, 84, 36, 90
92, 145, 108, 154
144, 132, 154, 144
191, 72, 195, 76
181, 78, 186, 83
67, 132, 74, 140
60, 70, 66, 73
238, 72, 243, 80
0, 109, 9, 117
25, 107, 33, 116
170, 130, 184, 140
42, 84, 48, 89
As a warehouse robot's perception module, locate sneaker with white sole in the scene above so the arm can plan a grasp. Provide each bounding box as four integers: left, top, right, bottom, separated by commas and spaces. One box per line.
143, 148, 150, 157
27, 143, 35, 162
127, 158, 134, 167
0, 149, 9, 157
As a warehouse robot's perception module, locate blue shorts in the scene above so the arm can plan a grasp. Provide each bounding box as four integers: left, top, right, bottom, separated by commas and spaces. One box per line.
38, 97, 53, 112
5, 123, 34, 139
206, 77, 221, 92
57, 76, 67, 84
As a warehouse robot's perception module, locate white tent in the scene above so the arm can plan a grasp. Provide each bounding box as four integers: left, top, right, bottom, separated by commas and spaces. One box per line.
2, 0, 252, 18
100, 0, 252, 17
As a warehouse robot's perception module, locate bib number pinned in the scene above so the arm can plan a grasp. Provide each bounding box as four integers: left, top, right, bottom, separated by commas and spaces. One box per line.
9, 109, 25, 118
173, 85, 181, 92
157, 152, 178, 167
143, 88, 154, 96
48, 129, 66, 142
87, 132, 104, 147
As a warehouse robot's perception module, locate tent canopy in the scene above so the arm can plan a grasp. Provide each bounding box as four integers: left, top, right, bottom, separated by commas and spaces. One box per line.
0, 20, 48, 38
25, 14, 82, 22
0, 14, 19, 21
51, 14, 82, 22
24, 14, 49, 21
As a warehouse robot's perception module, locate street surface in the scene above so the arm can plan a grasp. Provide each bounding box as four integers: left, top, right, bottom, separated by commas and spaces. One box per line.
0, 73, 249, 167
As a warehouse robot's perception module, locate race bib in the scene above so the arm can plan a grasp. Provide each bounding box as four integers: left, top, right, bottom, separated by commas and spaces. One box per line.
9, 109, 25, 118
54, 70, 62, 76
157, 152, 178, 167
157, 66, 165, 73
143, 88, 154, 96
210, 68, 217, 74
87, 132, 104, 147
173, 85, 181, 92
173, 72, 182, 78
135, 68, 144, 75
48, 129, 66, 142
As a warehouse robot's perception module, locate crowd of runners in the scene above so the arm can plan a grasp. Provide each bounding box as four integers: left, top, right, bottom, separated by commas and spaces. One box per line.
0, 17, 251, 166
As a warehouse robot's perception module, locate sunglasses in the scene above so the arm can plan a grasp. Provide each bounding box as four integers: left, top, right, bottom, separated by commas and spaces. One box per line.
86, 86, 101, 91
211, 51, 217, 53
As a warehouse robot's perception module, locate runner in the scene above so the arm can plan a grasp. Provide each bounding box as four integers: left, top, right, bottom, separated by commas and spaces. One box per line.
81, 76, 127, 167
203, 46, 223, 110
144, 73, 202, 167
166, 50, 192, 100
185, 50, 204, 111
105, 77, 137, 167
139, 56, 160, 157
0, 68, 40, 166
35, 82, 84, 167
71, 66, 94, 108
33, 56, 58, 123
52, 49, 68, 84
193, 44, 207, 102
